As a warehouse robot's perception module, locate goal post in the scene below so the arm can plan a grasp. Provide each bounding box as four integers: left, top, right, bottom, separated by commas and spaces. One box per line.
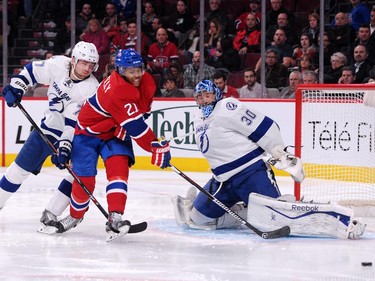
294, 84, 375, 215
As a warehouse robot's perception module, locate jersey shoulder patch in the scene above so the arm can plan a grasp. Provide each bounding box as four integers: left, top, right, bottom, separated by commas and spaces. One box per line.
225, 101, 238, 111
217, 98, 241, 112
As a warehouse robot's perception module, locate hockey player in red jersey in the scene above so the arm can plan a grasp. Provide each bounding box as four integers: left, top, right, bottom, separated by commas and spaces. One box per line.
52, 49, 171, 238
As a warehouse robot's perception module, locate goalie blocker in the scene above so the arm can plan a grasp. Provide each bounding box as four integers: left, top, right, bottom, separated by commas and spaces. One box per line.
248, 193, 366, 239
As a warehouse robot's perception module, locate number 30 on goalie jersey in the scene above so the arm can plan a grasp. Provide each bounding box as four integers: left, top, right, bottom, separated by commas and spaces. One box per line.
194, 98, 286, 182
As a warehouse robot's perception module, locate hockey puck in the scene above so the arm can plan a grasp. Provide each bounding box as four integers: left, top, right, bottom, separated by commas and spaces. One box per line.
361, 262, 372, 266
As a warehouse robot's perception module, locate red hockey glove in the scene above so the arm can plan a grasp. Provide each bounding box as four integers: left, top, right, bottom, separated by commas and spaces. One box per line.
151, 140, 171, 169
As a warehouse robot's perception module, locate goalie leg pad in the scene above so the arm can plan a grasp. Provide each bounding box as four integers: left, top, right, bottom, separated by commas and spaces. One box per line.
171, 186, 197, 226
171, 187, 248, 230
247, 193, 366, 239
189, 203, 248, 230
189, 207, 218, 230
171, 187, 217, 230
171, 186, 227, 230
216, 203, 247, 229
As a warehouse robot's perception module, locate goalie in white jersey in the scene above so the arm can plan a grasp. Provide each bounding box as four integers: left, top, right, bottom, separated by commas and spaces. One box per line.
173, 79, 287, 229
0, 42, 99, 229
172, 80, 365, 239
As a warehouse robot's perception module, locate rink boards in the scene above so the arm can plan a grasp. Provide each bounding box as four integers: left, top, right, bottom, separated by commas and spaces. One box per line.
0, 97, 295, 172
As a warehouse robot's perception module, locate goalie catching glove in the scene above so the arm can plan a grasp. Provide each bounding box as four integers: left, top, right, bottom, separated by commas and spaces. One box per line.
51, 140, 72, 169
151, 139, 171, 169
267, 145, 305, 183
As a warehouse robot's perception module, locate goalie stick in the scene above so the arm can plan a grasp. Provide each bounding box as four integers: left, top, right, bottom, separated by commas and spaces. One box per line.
170, 164, 290, 239
16, 102, 147, 234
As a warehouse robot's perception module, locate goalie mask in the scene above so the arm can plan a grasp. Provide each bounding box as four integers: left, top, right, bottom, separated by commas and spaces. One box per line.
194, 80, 222, 118
115, 48, 144, 76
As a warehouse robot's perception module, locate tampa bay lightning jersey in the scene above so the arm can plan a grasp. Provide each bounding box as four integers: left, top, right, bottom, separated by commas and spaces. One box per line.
194, 97, 285, 182
19, 55, 99, 141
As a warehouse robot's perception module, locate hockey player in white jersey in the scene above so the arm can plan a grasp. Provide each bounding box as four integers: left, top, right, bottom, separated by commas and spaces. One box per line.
173, 79, 287, 229
0, 42, 99, 231
172, 80, 365, 239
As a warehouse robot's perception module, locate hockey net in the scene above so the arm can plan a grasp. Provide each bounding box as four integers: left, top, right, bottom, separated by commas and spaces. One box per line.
295, 85, 375, 216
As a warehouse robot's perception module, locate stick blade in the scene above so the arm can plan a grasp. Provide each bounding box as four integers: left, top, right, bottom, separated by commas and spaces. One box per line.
37, 223, 59, 235
106, 223, 131, 242
128, 221, 148, 234
260, 225, 290, 239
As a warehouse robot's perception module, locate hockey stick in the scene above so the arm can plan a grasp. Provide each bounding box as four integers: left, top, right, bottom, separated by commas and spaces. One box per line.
170, 164, 290, 239
15, 102, 147, 233
16, 102, 109, 217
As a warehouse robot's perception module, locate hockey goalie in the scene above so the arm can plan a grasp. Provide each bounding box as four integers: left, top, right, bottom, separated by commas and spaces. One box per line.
174, 172, 366, 239
172, 79, 365, 239
173, 174, 365, 239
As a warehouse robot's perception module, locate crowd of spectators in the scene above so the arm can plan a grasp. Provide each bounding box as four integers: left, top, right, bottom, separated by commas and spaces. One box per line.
7, 0, 375, 98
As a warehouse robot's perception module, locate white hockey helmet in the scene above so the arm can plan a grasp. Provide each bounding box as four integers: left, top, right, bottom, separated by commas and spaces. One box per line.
71, 42, 99, 72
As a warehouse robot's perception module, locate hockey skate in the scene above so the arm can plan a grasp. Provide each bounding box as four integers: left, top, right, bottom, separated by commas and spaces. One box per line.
55, 214, 83, 233
105, 212, 131, 242
38, 209, 59, 234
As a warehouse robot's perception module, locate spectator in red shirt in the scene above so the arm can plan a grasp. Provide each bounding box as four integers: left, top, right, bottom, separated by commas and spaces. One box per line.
111, 18, 151, 60
293, 33, 316, 61
147, 28, 179, 86
111, 18, 128, 52
233, 13, 261, 55
213, 71, 239, 99
80, 18, 110, 55
235, 0, 261, 31
101, 2, 123, 41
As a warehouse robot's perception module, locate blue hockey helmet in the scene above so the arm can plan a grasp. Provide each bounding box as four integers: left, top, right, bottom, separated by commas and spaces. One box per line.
194, 80, 222, 118
115, 49, 144, 75
194, 80, 222, 99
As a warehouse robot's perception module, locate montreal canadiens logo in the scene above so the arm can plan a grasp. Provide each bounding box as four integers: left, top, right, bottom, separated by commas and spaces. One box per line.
226, 102, 237, 110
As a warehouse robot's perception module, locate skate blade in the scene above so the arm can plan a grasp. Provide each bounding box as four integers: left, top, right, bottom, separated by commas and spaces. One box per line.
37, 223, 58, 235
106, 224, 131, 242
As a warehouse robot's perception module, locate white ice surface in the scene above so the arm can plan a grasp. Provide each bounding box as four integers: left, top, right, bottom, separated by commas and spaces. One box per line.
0, 167, 375, 281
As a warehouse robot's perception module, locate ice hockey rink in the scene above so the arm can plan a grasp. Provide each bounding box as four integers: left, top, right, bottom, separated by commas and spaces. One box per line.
1, 167, 375, 281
